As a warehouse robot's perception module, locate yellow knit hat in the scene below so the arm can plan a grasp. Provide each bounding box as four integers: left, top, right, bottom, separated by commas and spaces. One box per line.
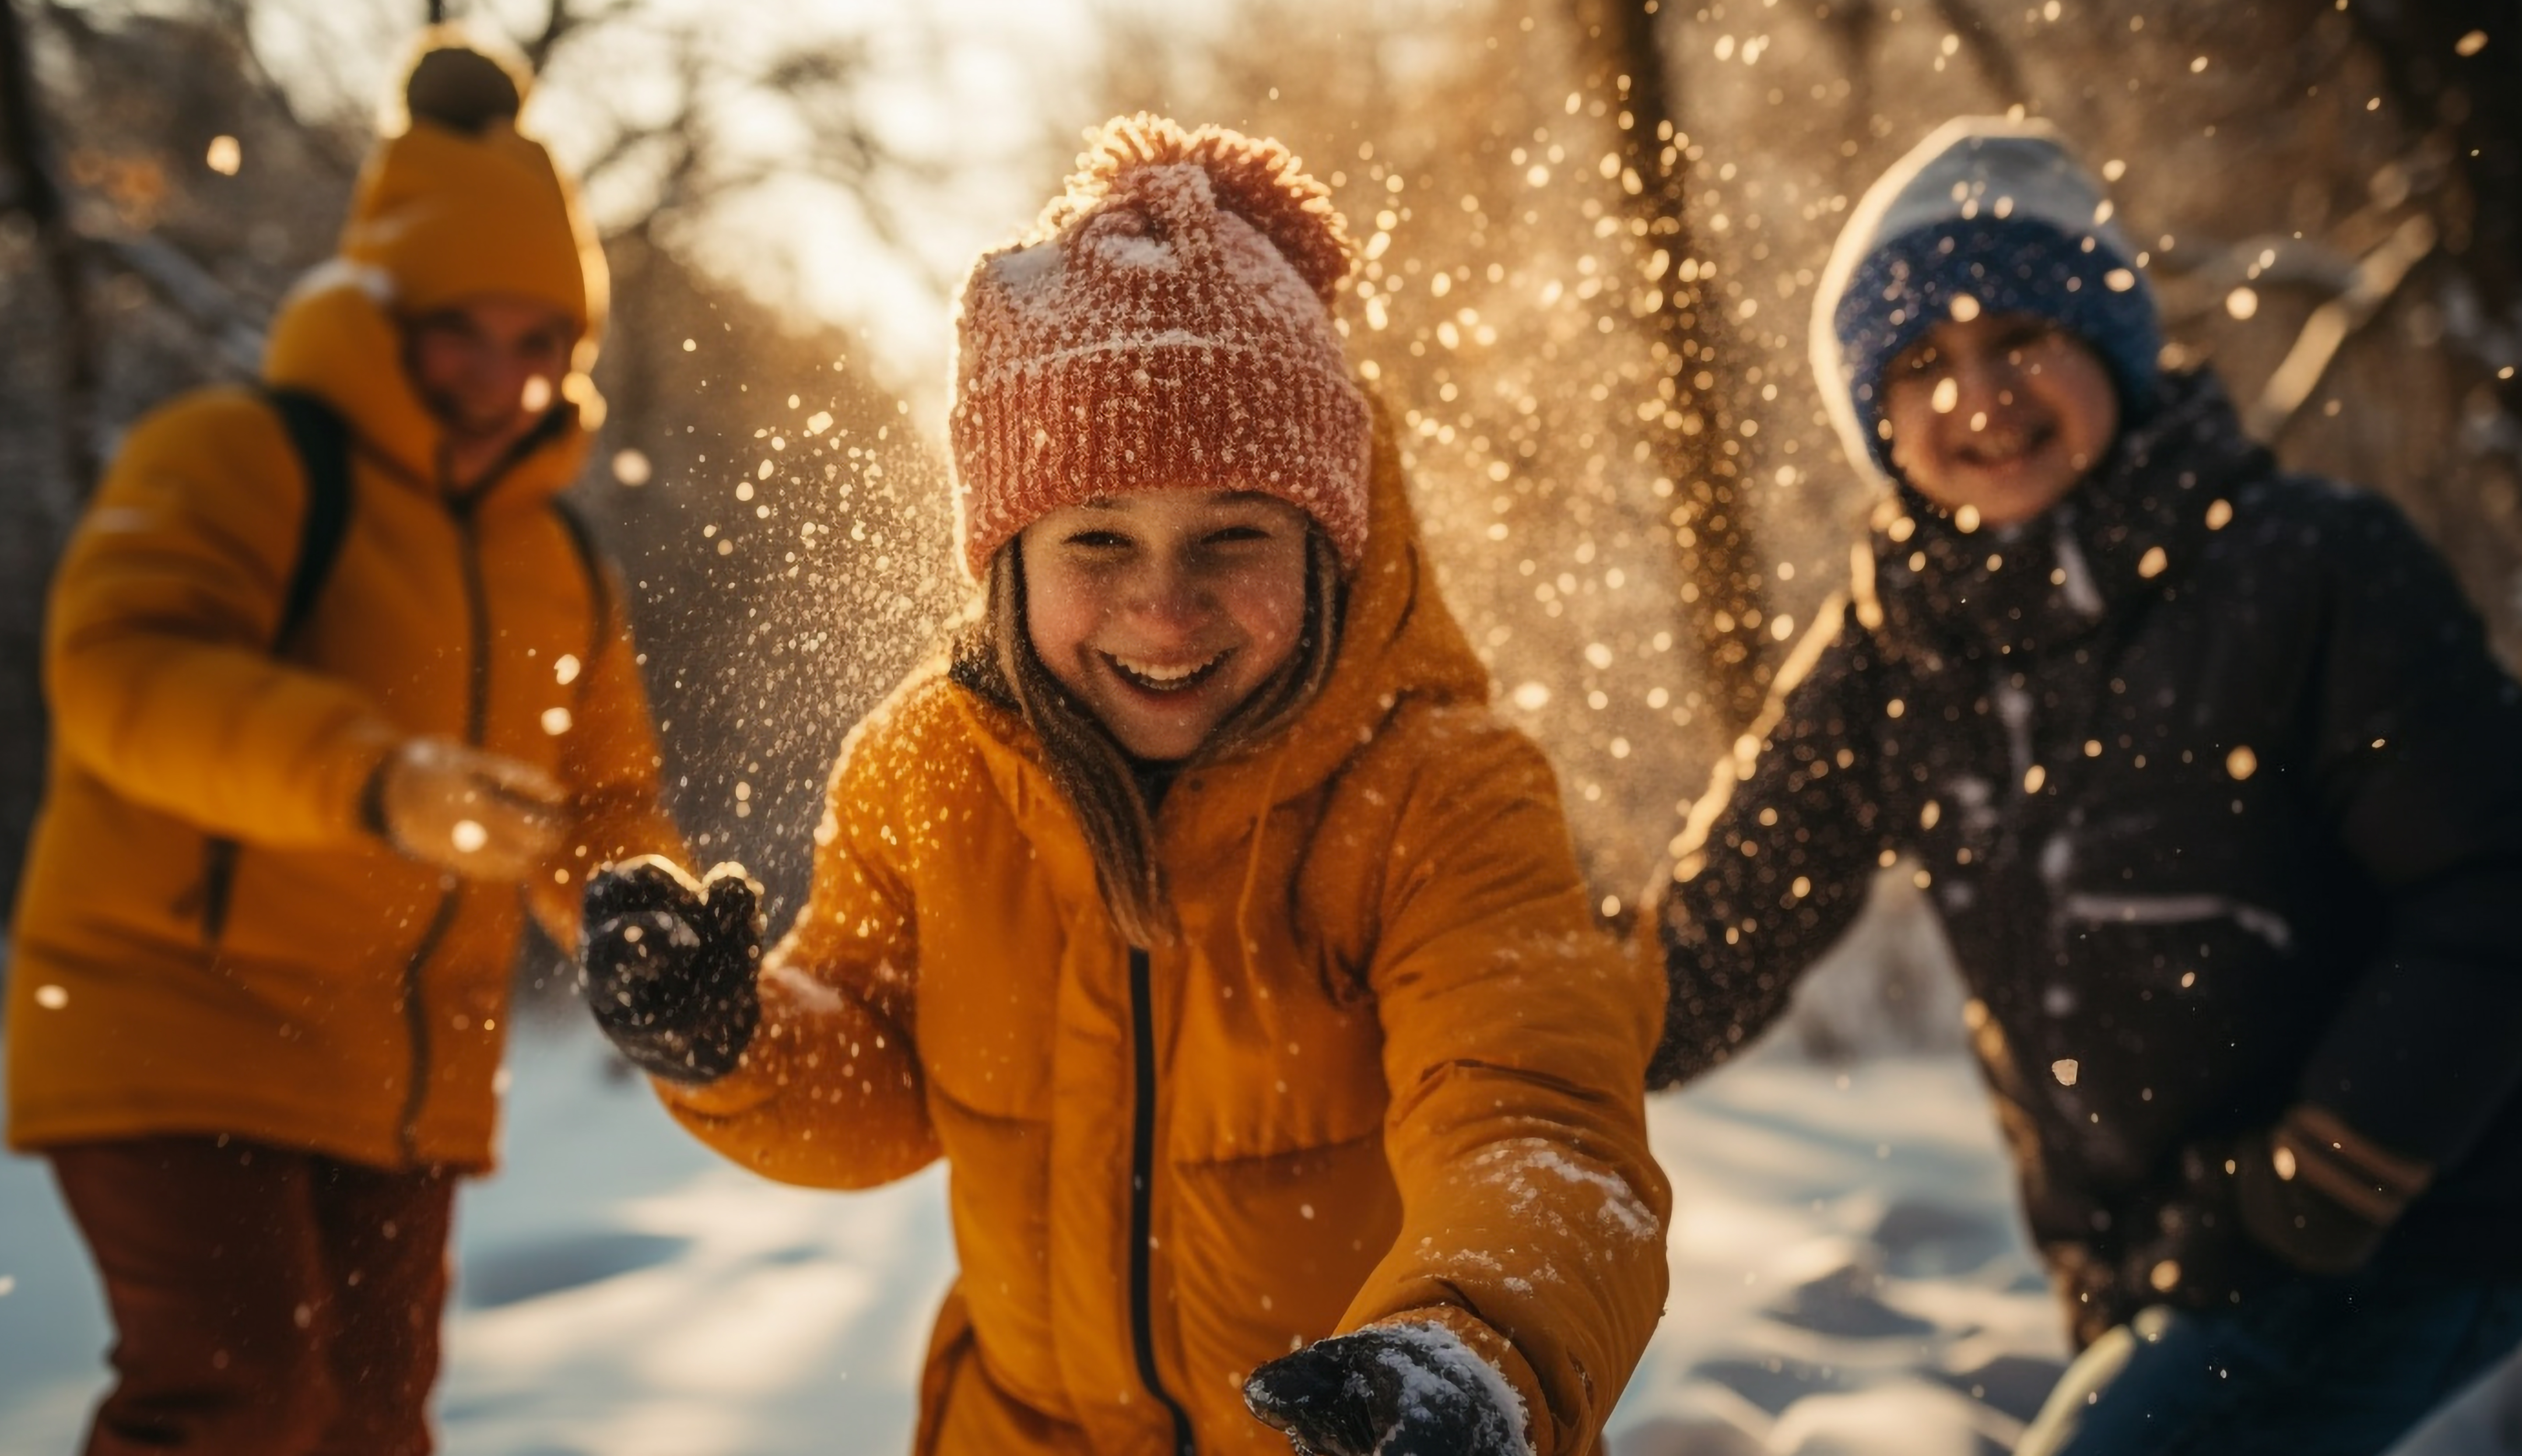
339, 33, 607, 340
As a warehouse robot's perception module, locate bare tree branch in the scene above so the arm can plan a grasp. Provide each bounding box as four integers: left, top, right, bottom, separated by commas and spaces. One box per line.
2346, 0, 2518, 305
566, 24, 952, 299
2148, 233, 2363, 329
2245, 214, 2438, 441
93, 233, 265, 376
109, 0, 368, 175
522, 0, 635, 74
1926, 0, 2029, 109
2343, 0, 2522, 439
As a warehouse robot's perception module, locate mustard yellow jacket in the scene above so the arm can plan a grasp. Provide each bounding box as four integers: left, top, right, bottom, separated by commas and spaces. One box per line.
663, 425, 1671, 1455
7, 121, 675, 1169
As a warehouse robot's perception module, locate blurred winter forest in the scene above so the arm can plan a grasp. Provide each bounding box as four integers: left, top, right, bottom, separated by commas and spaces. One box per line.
0, 0, 2514, 1011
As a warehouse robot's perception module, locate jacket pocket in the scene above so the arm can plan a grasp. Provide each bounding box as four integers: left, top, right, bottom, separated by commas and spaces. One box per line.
2034, 896, 2312, 1184
1169, 1136, 1400, 1392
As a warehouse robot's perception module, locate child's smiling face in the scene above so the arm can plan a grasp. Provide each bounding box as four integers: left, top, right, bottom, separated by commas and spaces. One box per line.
1881, 311, 2121, 527
1020, 489, 1315, 761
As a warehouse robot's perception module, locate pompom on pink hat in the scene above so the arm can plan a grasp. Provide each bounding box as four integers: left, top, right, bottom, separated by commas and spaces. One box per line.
948, 115, 1372, 579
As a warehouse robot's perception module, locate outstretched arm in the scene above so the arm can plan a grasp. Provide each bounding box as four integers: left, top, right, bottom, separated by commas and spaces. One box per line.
644, 691, 944, 1190
1648, 596, 1900, 1087
1328, 709, 1670, 1456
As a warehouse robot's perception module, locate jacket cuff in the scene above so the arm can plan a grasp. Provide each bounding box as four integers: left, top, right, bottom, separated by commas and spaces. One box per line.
333, 723, 406, 846
652, 1028, 787, 1118
356, 743, 397, 841
2237, 1102, 2435, 1275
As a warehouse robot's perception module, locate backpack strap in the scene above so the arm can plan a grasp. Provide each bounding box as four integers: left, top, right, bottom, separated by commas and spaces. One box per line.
547, 494, 615, 664
194, 388, 356, 947
261, 387, 355, 649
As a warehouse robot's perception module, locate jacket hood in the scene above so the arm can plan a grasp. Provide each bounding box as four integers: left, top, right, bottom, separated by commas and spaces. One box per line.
262, 260, 593, 506
1236, 397, 1490, 798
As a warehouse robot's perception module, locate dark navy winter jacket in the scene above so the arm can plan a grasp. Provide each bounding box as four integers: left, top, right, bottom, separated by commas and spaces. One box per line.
1650, 372, 2522, 1304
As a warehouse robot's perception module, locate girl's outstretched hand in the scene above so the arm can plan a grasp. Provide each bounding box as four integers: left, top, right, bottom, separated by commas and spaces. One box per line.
1244, 1323, 1533, 1456
578, 855, 764, 1084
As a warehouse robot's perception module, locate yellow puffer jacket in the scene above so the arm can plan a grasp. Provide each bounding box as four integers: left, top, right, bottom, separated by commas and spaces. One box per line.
663, 422, 1671, 1455
5, 117, 677, 1171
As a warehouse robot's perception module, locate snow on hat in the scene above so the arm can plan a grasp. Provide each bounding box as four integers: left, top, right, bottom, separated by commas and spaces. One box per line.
1811, 116, 2161, 485
948, 114, 1371, 579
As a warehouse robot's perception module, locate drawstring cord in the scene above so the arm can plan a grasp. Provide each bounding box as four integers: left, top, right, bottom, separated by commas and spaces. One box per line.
1231, 740, 1294, 986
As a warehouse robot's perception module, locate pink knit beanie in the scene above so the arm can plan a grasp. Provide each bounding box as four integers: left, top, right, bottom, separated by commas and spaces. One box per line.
949, 114, 1372, 579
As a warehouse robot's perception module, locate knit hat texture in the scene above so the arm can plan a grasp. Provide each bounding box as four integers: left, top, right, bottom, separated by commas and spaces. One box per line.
1812, 116, 2161, 484
340, 29, 607, 338
949, 114, 1371, 579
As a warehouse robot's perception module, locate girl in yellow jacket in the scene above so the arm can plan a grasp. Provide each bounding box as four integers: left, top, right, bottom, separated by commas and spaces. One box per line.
580, 115, 1670, 1456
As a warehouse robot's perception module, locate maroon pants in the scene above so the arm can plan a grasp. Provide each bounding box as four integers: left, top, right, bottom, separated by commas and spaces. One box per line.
47, 1136, 455, 1456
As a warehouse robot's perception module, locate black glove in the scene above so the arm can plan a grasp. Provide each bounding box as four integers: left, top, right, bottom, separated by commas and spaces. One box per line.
579, 855, 764, 1084
2234, 1102, 2434, 1277
2121, 1105, 2434, 1307
2044, 1238, 2140, 1350
1244, 1324, 1529, 1456
2116, 1141, 2283, 1315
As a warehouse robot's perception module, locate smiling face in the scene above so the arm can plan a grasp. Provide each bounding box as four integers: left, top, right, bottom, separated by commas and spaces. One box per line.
1019, 490, 1315, 761
1880, 311, 2122, 527
403, 292, 577, 450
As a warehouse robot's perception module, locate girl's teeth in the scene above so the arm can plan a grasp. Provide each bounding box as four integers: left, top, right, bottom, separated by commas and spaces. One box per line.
1112, 652, 1221, 687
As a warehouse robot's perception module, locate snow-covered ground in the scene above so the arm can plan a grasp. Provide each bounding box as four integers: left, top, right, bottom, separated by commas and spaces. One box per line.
3, 1010, 2515, 1455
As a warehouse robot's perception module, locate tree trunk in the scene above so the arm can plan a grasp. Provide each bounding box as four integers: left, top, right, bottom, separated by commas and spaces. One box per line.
0, 0, 97, 495
2346, 0, 2521, 430
1569, 0, 1776, 736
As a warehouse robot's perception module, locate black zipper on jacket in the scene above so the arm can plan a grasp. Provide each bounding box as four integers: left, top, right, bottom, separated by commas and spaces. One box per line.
1127, 944, 1197, 1455
393, 888, 460, 1161
396, 492, 494, 1162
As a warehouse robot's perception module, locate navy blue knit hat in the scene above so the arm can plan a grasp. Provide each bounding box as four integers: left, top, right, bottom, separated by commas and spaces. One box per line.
1811, 118, 2161, 484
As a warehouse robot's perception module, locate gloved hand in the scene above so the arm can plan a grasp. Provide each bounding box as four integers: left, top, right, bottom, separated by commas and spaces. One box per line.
2044, 1238, 2140, 1350
578, 855, 764, 1084
2116, 1141, 2282, 1315
1244, 1323, 1532, 1456
2121, 1106, 2434, 1306
370, 737, 567, 882
2234, 1102, 2434, 1276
